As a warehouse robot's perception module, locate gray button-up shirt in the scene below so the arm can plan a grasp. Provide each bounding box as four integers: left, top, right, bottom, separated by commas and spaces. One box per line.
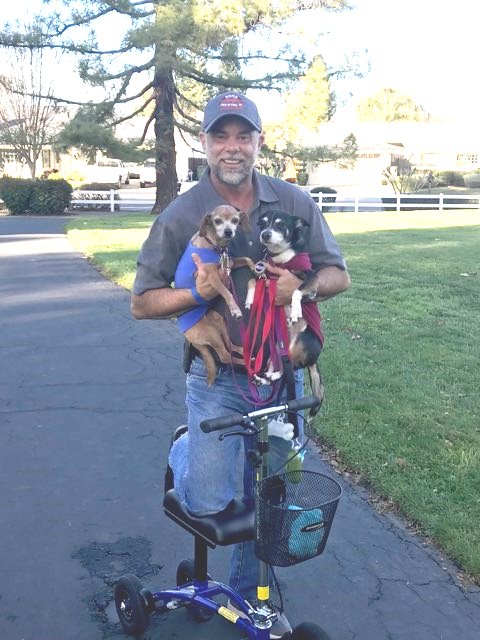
133, 169, 346, 348
133, 169, 346, 294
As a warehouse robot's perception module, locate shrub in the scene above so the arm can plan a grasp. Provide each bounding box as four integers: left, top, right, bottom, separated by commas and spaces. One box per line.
309, 186, 337, 205
0, 177, 73, 215
0, 177, 34, 215
81, 182, 119, 190
30, 179, 73, 215
436, 171, 465, 187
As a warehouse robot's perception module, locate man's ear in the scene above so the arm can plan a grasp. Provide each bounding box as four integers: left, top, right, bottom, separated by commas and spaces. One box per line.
257, 132, 265, 152
291, 217, 310, 249
198, 213, 212, 238
199, 132, 207, 152
239, 210, 251, 232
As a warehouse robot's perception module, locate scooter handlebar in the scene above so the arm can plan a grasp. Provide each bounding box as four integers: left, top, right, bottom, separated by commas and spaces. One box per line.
199, 395, 320, 433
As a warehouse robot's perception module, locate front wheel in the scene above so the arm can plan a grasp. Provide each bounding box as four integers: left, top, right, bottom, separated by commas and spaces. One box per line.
176, 559, 214, 622
114, 574, 150, 636
290, 622, 331, 640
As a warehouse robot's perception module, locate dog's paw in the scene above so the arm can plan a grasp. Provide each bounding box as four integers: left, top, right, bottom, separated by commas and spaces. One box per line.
265, 370, 282, 381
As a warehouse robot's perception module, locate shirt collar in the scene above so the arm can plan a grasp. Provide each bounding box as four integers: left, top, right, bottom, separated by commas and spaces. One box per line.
198, 168, 279, 209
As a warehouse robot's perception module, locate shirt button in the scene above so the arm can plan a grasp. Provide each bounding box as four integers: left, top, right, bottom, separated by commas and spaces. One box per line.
248, 240, 253, 246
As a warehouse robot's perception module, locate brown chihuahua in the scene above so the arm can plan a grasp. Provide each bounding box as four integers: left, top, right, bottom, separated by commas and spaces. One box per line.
175, 205, 255, 385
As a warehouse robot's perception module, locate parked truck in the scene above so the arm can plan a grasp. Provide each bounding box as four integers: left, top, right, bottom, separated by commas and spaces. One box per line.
85, 159, 129, 187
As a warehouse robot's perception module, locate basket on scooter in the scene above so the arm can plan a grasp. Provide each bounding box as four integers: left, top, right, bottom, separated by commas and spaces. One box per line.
255, 470, 342, 567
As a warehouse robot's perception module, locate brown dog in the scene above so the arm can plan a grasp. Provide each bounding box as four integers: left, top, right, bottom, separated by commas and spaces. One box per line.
190, 205, 252, 319
175, 205, 255, 384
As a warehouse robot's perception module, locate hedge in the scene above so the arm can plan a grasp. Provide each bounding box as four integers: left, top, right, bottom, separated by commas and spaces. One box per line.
0, 177, 73, 215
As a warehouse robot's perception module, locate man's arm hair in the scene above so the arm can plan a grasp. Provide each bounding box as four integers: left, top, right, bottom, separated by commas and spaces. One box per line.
131, 287, 196, 320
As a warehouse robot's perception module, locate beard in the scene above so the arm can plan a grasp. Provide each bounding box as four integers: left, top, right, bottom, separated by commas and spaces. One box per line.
212, 157, 255, 186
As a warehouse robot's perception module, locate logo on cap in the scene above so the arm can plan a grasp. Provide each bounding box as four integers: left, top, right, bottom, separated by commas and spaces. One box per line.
219, 94, 244, 111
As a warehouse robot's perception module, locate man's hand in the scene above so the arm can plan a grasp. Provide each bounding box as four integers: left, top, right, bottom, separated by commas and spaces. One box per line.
264, 263, 302, 306
191, 252, 229, 301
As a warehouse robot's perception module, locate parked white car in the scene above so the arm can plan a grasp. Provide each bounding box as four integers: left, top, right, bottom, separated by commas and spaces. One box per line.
86, 159, 129, 187
139, 158, 156, 188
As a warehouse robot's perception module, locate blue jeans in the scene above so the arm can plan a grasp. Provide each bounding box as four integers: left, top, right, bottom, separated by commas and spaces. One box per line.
174, 357, 304, 601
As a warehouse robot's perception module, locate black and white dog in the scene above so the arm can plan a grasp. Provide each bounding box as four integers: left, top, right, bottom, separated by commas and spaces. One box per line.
246, 210, 324, 412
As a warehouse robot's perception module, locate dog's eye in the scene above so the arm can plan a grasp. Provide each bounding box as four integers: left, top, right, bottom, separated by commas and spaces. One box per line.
213, 218, 223, 226
258, 217, 269, 228
273, 219, 286, 230
231, 217, 239, 226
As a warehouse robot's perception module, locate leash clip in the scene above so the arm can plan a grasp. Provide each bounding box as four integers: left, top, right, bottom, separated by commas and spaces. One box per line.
219, 250, 231, 276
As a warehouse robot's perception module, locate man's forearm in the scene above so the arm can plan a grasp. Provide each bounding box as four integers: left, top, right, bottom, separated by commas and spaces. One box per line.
131, 287, 196, 319
314, 266, 351, 301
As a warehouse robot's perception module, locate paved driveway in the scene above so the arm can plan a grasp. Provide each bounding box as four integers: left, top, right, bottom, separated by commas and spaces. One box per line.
1, 215, 479, 640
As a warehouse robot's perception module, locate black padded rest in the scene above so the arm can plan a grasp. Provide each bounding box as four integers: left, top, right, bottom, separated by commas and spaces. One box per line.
163, 489, 254, 548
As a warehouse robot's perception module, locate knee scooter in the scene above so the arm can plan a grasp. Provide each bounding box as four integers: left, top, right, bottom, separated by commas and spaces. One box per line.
115, 395, 342, 639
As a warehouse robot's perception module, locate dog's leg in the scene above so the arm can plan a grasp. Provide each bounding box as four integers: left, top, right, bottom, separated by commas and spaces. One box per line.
195, 345, 219, 386
231, 256, 256, 272
244, 278, 256, 310
306, 363, 324, 415
290, 289, 303, 324
215, 282, 243, 319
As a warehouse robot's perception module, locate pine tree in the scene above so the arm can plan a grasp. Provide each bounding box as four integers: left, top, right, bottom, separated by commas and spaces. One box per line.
0, 0, 349, 212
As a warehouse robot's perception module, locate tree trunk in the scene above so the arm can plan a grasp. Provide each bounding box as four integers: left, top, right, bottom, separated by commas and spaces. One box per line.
151, 65, 178, 215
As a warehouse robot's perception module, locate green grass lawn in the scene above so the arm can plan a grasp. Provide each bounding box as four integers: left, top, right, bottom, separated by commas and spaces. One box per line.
66, 210, 480, 581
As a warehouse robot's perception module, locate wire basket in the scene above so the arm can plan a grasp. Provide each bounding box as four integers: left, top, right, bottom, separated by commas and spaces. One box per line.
255, 470, 342, 567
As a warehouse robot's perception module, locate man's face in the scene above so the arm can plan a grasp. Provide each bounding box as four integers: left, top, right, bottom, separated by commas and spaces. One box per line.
200, 116, 264, 187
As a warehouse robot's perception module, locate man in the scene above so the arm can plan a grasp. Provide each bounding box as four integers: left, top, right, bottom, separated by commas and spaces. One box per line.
131, 91, 350, 637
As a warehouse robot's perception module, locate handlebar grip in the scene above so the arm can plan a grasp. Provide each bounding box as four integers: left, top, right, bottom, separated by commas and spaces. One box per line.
200, 412, 243, 433
286, 395, 321, 413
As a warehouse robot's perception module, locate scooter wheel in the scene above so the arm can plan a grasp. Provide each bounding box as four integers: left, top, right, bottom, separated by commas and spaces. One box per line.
290, 622, 331, 639
114, 574, 150, 636
176, 558, 213, 585
176, 559, 214, 622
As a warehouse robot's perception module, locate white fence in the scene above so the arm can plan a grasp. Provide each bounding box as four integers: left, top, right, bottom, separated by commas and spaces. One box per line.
70, 190, 480, 213
311, 192, 480, 213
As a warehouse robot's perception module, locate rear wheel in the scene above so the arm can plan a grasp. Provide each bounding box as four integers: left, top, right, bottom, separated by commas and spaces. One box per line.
176, 559, 214, 622
114, 574, 150, 636
290, 622, 331, 639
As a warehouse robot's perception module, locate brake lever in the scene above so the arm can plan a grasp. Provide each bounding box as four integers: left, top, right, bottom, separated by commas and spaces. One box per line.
219, 426, 258, 441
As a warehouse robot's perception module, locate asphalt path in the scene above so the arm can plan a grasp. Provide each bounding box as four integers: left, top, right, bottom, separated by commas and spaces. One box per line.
1, 214, 479, 640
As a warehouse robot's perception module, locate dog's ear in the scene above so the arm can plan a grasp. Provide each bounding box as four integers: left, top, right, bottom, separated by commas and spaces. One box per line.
198, 213, 212, 238
238, 210, 251, 232
291, 217, 310, 249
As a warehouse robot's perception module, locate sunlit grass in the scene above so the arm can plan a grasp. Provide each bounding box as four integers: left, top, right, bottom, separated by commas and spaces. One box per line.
66, 210, 480, 580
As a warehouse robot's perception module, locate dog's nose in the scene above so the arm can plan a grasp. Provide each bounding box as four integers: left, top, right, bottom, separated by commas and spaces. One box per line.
224, 228, 233, 238
261, 230, 272, 241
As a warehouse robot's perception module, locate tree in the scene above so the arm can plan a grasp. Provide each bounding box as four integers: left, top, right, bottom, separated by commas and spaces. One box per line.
356, 87, 430, 123
0, 0, 350, 213
259, 56, 356, 181
0, 46, 64, 178
259, 133, 357, 180
55, 105, 152, 164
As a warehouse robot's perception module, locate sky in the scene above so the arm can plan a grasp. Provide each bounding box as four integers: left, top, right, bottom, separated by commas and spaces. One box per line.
1, 0, 479, 126
317, 0, 480, 124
